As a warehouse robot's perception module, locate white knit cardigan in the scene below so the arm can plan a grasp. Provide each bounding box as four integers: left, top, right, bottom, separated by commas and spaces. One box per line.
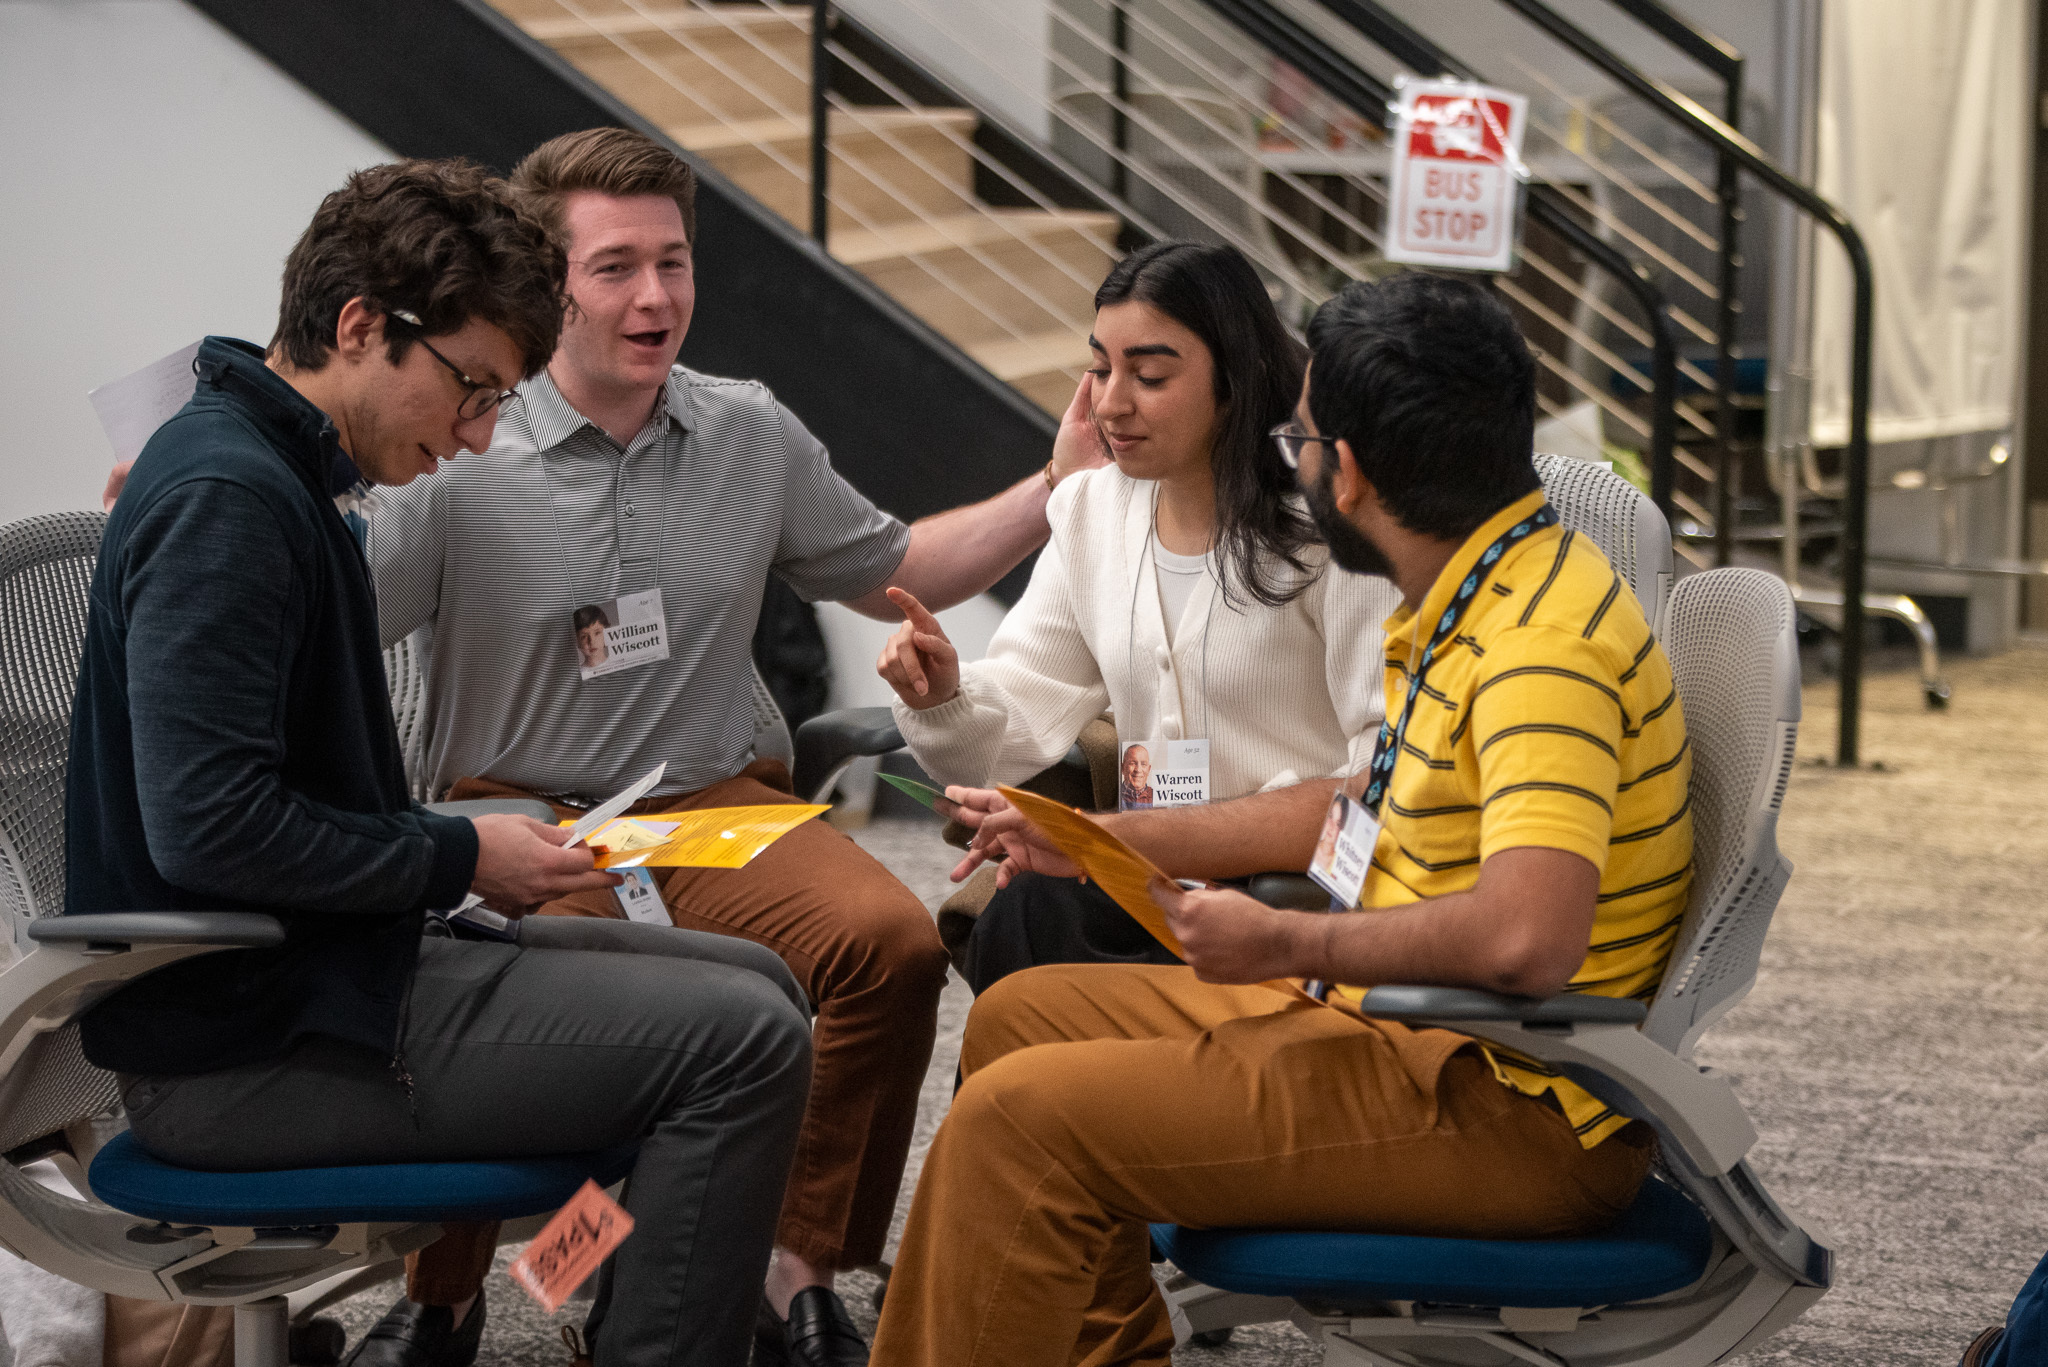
894, 466, 1401, 800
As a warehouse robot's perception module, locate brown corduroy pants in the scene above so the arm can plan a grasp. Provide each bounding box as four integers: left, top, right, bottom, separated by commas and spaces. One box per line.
869, 964, 1654, 1367
404, 760, 949, 1305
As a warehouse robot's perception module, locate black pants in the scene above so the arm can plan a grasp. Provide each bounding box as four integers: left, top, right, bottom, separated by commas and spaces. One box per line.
123, 924, 813, 1367
959, 872, 1181, 996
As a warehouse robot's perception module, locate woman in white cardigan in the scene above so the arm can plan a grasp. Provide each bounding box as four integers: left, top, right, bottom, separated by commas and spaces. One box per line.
877, 242, 1400, 991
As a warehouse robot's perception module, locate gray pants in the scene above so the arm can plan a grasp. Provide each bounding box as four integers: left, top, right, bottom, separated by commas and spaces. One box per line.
121, 920, 814, 1367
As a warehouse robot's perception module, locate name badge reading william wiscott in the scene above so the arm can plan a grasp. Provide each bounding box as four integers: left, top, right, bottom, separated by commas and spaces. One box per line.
571, 588, 671, 681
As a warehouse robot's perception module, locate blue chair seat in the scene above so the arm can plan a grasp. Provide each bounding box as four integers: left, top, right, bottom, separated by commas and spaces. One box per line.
89, 1132, 639, 1227
1151, 1179, 1713, 1309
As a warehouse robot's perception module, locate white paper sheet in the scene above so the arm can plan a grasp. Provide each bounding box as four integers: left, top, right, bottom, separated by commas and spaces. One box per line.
86, 341, 202, 464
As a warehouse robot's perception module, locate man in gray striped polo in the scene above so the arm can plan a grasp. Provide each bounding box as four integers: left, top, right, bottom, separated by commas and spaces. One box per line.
366, 128, 1101, 1367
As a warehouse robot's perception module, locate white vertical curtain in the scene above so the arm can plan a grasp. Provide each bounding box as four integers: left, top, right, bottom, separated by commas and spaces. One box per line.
1809, 0, 2028, 446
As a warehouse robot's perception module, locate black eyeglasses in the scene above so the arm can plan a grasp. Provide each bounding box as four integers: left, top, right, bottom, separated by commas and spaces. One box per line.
388, 309, 518, 422
1269, 421, 1339, 471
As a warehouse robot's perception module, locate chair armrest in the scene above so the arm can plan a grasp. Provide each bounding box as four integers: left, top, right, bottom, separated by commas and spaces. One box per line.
426, 798, 556, 823
792, 707, 902, 803
1244, 874, 1327, 911
1357, 984, 1647, 1027
1354, 987, 1753, 1177
26, 913, 284, 949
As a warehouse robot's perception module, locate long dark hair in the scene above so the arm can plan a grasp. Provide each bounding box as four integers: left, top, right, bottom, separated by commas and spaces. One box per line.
1094, 242, 1314, 608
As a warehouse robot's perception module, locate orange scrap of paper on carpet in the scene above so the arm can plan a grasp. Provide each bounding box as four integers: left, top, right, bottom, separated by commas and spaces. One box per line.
564, 805, 829, 869
995, 787, 1187, 958
508, 1180, 634, 1314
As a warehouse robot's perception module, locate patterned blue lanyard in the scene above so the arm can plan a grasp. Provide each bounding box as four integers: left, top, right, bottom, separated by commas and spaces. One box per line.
1358, 503, 1558, 817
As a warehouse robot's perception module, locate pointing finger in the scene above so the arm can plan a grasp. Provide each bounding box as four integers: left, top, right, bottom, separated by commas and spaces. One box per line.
886, 586, 944, 634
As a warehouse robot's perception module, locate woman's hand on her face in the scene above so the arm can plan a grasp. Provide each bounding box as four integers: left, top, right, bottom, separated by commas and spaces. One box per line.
1048, 372, 1112, 486
877, 587, 961, 711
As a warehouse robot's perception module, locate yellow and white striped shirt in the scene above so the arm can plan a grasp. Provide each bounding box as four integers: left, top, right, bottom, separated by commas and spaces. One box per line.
1333, 490, 1693, 1147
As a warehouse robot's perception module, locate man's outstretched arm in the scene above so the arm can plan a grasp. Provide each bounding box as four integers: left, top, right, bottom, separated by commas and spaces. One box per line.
840, 377, 1109, 619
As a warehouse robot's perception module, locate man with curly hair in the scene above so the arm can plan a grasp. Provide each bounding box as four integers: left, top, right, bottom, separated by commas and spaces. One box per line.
72, 159, 813, 1367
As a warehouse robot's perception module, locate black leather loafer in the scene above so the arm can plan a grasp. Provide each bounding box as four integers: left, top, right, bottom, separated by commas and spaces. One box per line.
753, 1287, 869, 1367
1959, 1325, 2004, 1367
340, 1294, 486, 1367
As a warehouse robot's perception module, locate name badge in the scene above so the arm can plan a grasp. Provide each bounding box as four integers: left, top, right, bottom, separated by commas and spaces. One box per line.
1307, 792, 1380, 909
573, 588, 671, 681
613, 867, 670, 925
1116, 737, 1211, 811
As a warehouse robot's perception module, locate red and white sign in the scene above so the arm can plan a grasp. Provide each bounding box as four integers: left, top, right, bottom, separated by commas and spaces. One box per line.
1384, 80, 1529, 273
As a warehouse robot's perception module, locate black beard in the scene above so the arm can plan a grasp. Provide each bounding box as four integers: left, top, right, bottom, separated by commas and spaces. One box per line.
1304, 462, 1397, 580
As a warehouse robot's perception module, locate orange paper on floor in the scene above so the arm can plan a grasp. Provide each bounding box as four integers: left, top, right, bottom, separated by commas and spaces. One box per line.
508, 1180, 634, 1314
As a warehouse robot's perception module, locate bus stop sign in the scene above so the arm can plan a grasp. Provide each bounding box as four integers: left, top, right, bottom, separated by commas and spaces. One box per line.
1385, 79, 1529, 274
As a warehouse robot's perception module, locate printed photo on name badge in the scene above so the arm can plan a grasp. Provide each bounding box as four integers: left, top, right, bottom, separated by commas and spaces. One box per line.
1307, 791, 1378, 909
1117, 737, 1211, 811
571, 587, 671, 681
1117, 741, 1155, 810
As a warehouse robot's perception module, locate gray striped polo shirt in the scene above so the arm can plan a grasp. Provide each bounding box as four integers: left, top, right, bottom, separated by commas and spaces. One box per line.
369, 366, 909, 800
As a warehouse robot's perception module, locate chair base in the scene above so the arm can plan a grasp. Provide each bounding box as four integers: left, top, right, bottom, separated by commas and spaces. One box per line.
1161, 1242, 1827, 1366
236, 1297, 289, 1367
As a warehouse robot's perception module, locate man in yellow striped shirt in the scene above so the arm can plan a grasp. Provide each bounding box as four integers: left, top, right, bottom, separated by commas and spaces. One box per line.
870, 272, 1692, 1367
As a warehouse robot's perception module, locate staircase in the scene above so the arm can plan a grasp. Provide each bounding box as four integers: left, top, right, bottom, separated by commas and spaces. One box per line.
492, 0, 1119, 415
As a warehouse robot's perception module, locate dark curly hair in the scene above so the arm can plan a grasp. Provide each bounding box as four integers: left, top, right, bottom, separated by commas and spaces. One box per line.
270, 159, 567, 378
1094, 242, 1315, 608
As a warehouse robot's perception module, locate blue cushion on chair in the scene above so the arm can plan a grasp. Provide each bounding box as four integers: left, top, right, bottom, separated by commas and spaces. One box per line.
1151, 1178, 1713, 1309
89, 1132, 639, 1227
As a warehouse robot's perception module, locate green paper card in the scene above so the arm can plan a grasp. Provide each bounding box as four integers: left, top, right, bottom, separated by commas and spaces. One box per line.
878, 772, 959, 815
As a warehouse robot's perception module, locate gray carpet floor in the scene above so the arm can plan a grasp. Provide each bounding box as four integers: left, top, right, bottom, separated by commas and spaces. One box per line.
321, 645, 2048, 1366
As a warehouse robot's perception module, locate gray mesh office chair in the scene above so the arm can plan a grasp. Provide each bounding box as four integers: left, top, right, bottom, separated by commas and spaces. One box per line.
1156, 567, 1828, 1364
1533, 451, 1673, 630
0, 513, 630, 1366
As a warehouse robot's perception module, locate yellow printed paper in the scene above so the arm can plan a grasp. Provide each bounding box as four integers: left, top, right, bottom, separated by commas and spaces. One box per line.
996, 787, 1311, 1001
995, 787, 1187, 958
585, 819, 673, 854
565, 805, 828, 869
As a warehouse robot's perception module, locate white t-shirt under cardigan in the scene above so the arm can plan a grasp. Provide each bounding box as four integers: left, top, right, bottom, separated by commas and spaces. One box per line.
894, 466, 1402, 801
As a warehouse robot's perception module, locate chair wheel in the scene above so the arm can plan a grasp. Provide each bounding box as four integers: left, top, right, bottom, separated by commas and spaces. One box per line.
1189, 1327, 1234, 1347
870, 1264, 890, 1315
1924, 682, 1951, 709
289, 1316, 347, 1365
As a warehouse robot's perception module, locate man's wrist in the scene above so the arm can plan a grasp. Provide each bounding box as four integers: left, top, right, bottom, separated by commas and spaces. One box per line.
1272, 906, 1338, 982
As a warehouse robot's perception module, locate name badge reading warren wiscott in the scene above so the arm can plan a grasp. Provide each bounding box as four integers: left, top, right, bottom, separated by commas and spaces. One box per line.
1116, 738, 1211, 811
570, 588, 671, 681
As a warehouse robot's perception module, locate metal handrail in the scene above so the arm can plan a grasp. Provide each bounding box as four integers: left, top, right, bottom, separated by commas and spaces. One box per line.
1484, 0, 1874, 762
1204, 0, 1681, 511
810, 0, 828, 244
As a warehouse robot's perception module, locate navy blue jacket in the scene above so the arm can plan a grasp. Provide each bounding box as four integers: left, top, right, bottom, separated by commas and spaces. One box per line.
67, 337, 478, 1076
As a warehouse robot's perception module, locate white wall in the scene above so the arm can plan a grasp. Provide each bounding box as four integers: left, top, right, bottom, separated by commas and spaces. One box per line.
838, 0, 1051, 140
0, 0, 392, 523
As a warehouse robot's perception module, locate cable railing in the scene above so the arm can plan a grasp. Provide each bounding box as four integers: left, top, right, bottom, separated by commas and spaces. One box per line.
490, 0, 1874, 756
509, 0, 1117, 406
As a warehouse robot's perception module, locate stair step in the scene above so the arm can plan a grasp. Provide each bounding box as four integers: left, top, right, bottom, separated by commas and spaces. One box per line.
830, 210, 1119, 268
673, 108, 977, 156
850, 212, 1110, 348
518, 5, 807, 44
679, 108, 982, 229
967, 329, 1093, 383
525, 5, 811, 127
